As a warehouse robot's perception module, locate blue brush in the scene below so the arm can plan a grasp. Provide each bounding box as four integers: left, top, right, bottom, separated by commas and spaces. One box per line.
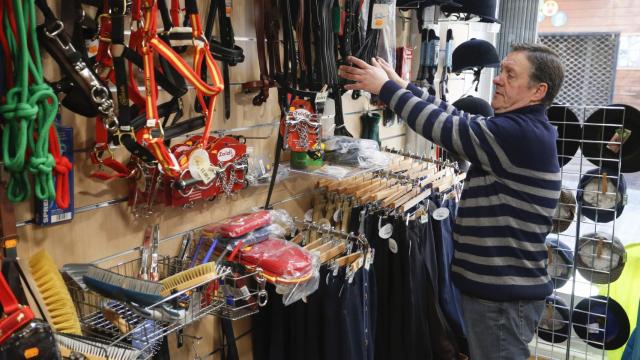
201, 239, 219, 263
83, 265, 164, 306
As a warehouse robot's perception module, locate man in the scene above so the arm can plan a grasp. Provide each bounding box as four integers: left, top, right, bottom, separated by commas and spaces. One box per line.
339, 43, 564, 359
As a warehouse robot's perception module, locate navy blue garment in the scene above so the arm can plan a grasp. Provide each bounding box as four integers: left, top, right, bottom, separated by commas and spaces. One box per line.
406, 217, 434, 359
388, 217, 408, 360
380, 80, 561, 301
251, 284, 287, 360
432, 197, 467, 342
322, 266, 344, 360
304, 269, 323, 360
366, 212, 391, 360
339, 266, 365, 360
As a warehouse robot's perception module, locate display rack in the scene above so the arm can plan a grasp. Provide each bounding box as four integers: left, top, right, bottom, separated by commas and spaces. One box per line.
533, 105, 628, 359
67, 254, 235, 359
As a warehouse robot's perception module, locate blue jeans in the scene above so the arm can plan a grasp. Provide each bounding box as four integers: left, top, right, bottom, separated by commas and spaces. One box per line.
461, 293, 544, 360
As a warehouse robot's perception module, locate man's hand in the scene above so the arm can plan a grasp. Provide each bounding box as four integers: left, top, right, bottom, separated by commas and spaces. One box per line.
376, 57, 410, 89
338, 56, 389, 95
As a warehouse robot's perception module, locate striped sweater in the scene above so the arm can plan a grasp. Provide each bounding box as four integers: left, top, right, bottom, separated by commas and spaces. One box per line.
379, 81, 561, 301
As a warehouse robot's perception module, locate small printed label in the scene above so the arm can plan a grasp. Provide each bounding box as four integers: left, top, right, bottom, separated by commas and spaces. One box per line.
304, 209, 313, 222
333, 208, 342, 223
371, 4, 390, 29
420, 214, 429, 224
217, 147, 236, 162
225, 0, 233, 16
146, 118, 157, 127
388, 238, 398, 254
315, 90, 329, 104
189, 149, 216, 184
433, 207, 450, 221
606, 128, 632, 154
378, 223, 393, 239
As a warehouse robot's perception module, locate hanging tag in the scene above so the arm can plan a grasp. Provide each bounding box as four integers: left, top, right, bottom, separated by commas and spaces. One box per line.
420, 213, 429, 224
146, 118, 157, 127
433, 207, 450, 221
388, 238, 398, 254
225, 0, 233, 16
304, 209, 313, 222
371, 4, 391, 29
315, 88, 329, 105
333, 208, 342, 223
378, 223, 393, 239
189, 149, 216, 184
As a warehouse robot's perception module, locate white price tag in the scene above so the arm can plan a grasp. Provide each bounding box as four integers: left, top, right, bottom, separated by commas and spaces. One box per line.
378, 223, 393, 239
371, 4, 391, 29
315, 90, 329, 104
189, 149, 216, 184
388, 238, 398, 254
333, 208, 342, 223
433, 207, 450, 221
304, 209, 313, 222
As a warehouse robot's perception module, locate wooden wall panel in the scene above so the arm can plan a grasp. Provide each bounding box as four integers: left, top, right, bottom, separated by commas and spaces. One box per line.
7, 1, 408, 359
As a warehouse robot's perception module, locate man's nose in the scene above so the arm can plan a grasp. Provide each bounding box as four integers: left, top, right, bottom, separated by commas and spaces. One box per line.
493, 74, 502, 86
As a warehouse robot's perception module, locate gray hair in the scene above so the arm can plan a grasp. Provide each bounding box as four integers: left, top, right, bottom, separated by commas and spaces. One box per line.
511, 43, 565, 107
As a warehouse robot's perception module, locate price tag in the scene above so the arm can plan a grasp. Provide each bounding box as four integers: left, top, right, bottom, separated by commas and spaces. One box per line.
189, 149, 216, 184
388, 238, 398, 254
420, 214, 429, 224
146, 118, 157, 127
379, 223, 393, 239
333, 208, 342, 223
433, 207, 450, 221
315, 90, 329, 104
371, 4, 391, 29
304, 209, 313, 222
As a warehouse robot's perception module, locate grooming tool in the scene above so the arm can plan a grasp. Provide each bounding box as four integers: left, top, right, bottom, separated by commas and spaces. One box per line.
28, 249, 82, 335
61, 263, 92, 290
201, 239, 219, 264
139, 226, 153, 280
149, 224, 160, 281
177, 231, 194, 262
160, 262, 218, 297
56, 333, 141, 360
83, 265, 164, 307
188, 233, 207, 268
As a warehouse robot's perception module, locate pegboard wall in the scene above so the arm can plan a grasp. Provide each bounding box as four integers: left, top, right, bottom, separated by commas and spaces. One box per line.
5, 1, 406, 358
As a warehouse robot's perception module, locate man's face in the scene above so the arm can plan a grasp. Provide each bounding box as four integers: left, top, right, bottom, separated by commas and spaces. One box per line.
491, 51, 544, 114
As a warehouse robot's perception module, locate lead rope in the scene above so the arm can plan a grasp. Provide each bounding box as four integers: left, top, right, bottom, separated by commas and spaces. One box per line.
1, 0, 61, 202
23, 0, 59, 201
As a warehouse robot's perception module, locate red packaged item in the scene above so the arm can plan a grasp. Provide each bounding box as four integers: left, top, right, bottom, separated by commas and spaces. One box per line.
218, 210, 272, 238
236, 238, 315, 285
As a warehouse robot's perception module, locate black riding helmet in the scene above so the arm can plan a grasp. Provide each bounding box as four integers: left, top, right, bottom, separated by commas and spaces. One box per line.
441, 0, 500, 23
451, 38, 500, 74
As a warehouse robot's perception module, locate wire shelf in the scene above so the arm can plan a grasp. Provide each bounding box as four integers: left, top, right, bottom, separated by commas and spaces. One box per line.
67, 255, 233, 359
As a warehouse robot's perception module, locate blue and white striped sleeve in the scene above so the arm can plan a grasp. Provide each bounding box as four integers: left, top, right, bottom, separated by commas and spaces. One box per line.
379, 80, 498, 172
404, 83, 461, 115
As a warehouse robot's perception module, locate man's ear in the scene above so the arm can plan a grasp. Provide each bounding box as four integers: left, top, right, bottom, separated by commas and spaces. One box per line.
531, 83, 548, 103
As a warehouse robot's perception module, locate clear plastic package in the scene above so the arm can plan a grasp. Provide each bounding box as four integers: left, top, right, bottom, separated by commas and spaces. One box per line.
323, 136, 390, 168
234, 238, 320, 306
268, 209, 295, 236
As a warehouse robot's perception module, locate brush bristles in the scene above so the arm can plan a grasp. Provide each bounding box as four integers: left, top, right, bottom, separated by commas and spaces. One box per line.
160, 262, 217, 297
56, 333, 140, 360
86, 266, 163, 295
28, 250, 82, 335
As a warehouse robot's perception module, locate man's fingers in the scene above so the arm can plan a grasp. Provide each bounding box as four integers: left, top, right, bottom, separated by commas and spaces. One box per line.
338, 65, 365, 76
377, 56, 390, 67
347, 56, 370, 69
371, 57, 383, 69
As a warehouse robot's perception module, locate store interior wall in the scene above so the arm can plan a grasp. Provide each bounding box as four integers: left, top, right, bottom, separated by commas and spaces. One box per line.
10, 1, 408, 358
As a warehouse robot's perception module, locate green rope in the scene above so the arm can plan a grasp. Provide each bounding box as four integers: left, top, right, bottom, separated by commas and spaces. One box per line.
0, 0, 58, 202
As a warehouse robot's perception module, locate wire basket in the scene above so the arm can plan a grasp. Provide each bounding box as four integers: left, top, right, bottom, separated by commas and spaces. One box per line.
209, 268, 268, 320
67, 255, 231, 359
